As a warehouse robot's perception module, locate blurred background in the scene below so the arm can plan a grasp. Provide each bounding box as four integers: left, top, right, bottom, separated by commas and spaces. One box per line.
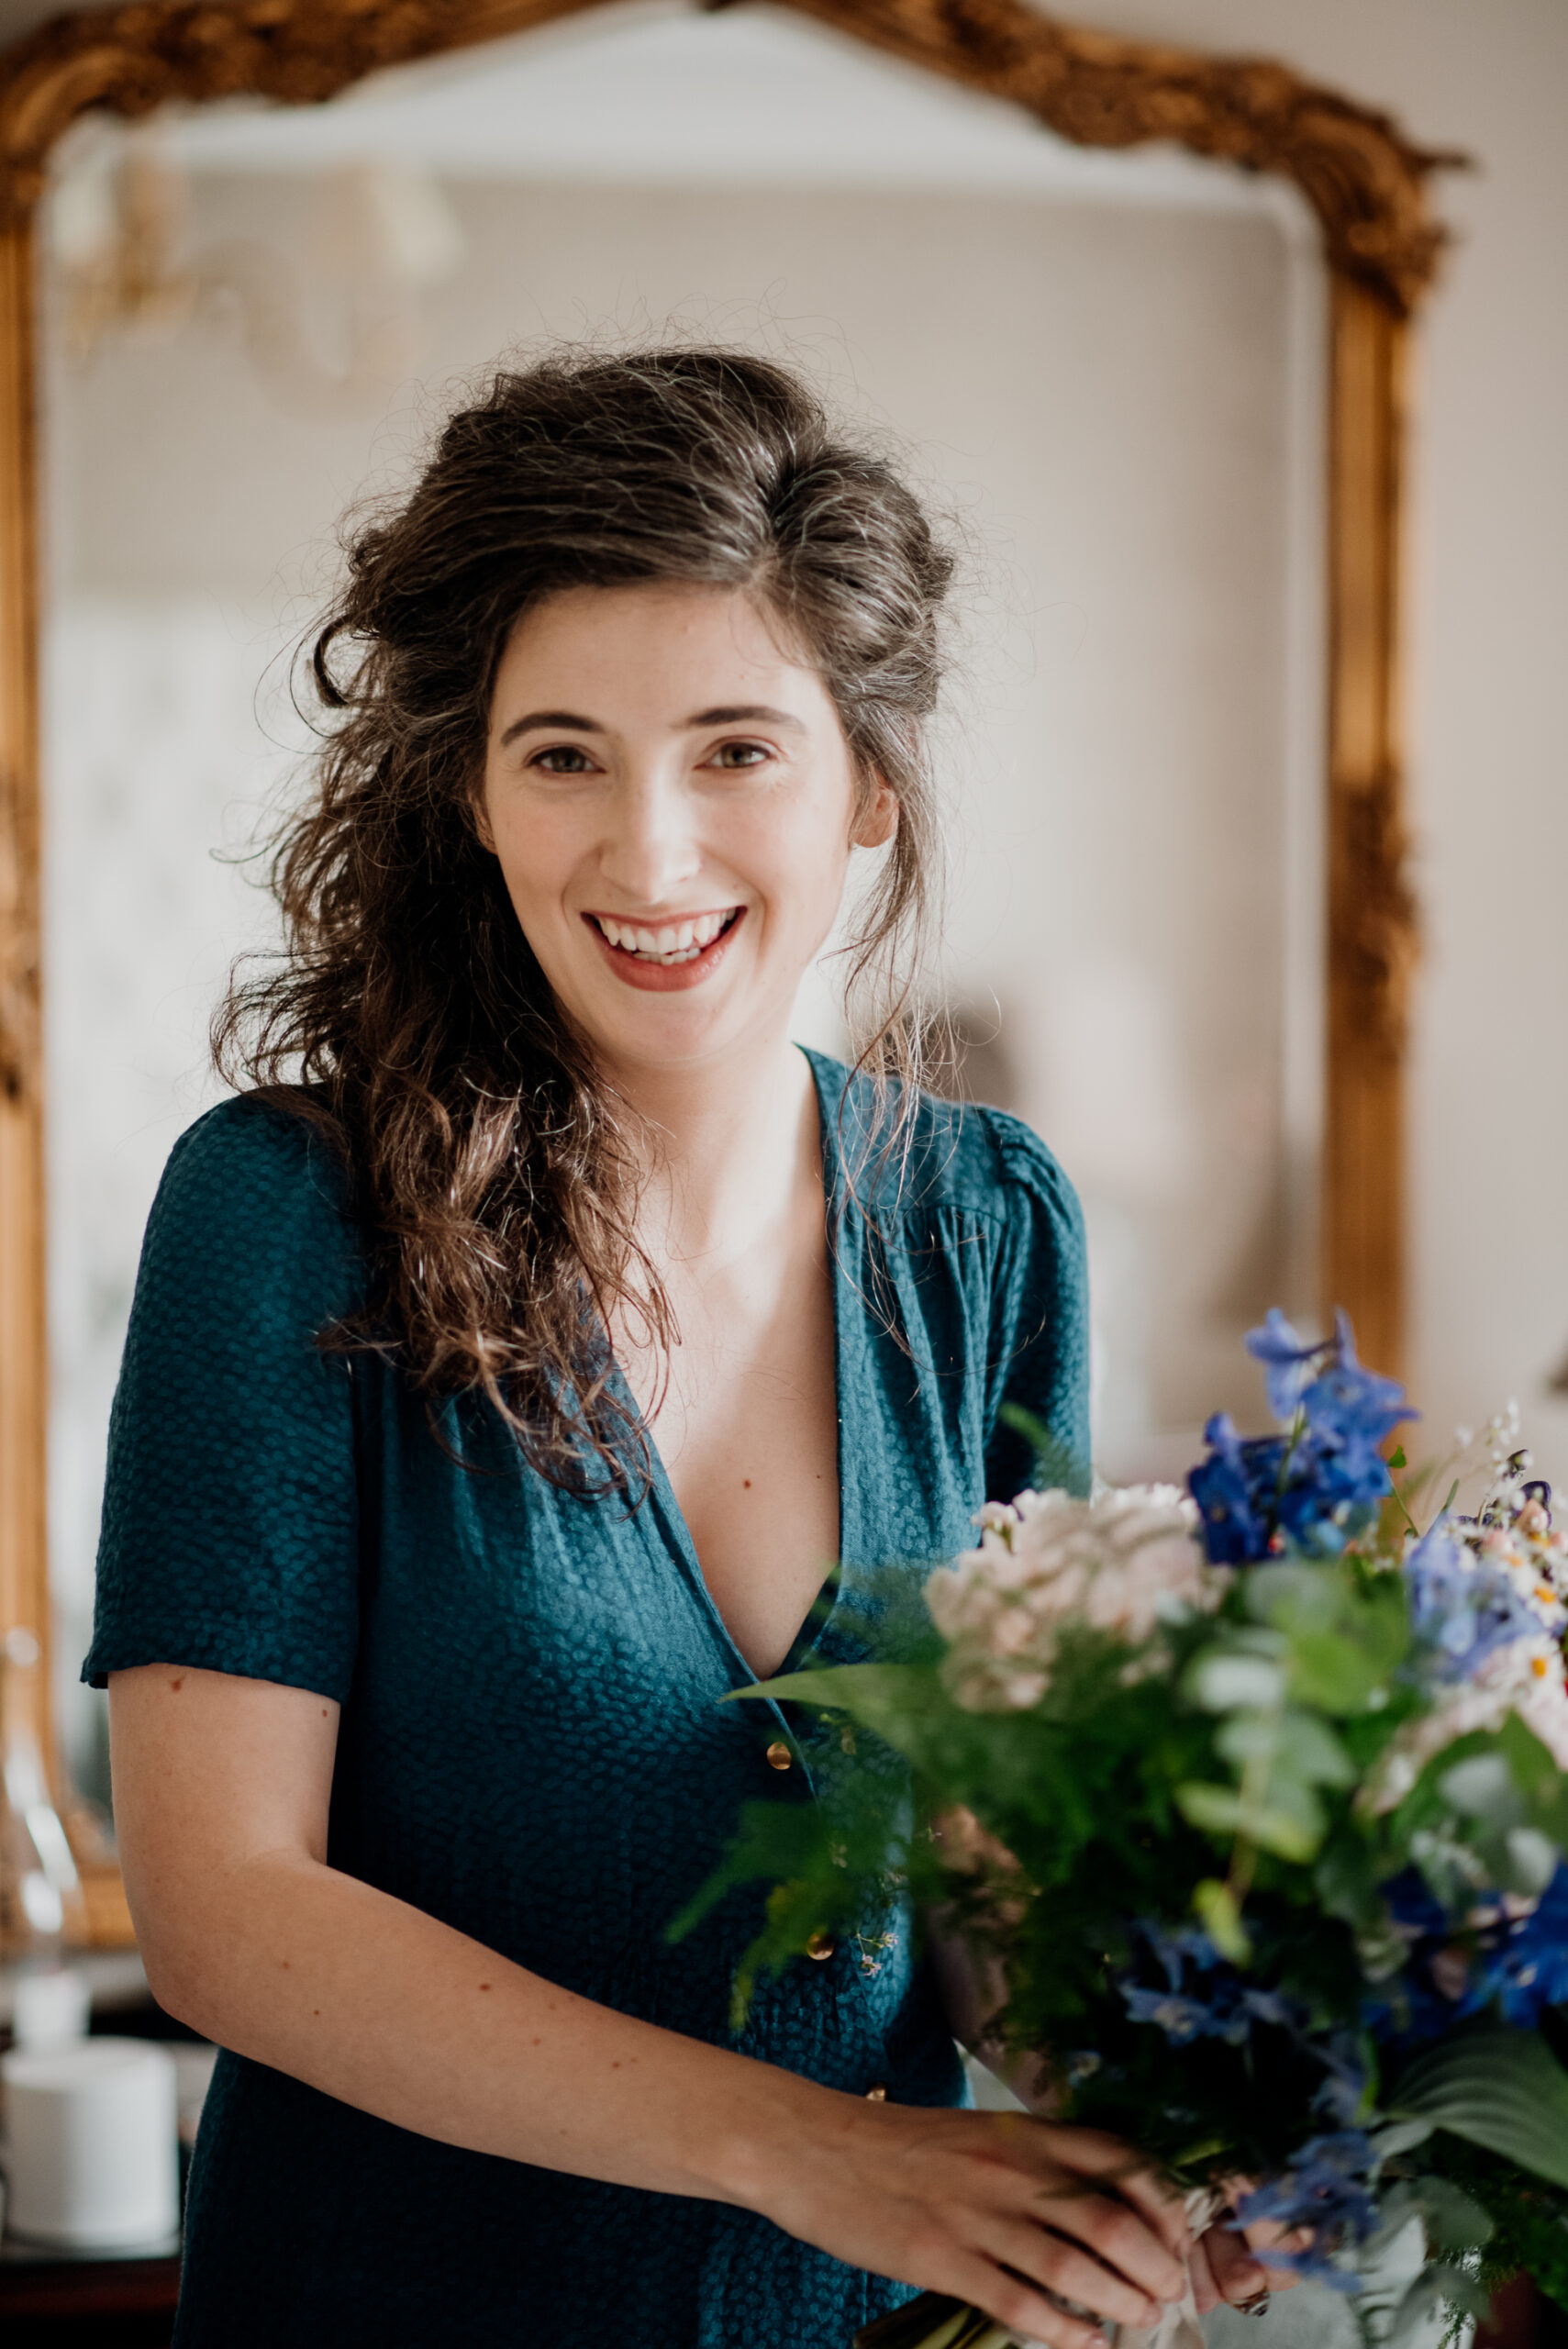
0, 0, 1559, 1812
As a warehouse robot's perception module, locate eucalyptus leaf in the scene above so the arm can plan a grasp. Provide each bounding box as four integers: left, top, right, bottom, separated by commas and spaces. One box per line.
1275, 1709, 1358, 1787
1174, 1781, 1322, 1860
1193, 1876, 1251, 1963
1389, 2032, 1568, 2188
1245, 1563, 1345, 1633
1247, 1805, 1324, 1861
1504, 1826, 1562, 1895
1214, 1711, 1280, 1765
1498, 1711, 1562, 1798
1439, 1751, 1522, 1828
1184, 1654, 1287, 1713
1287, 1631, 1385, 1713
1174, 1782, 1246, 1836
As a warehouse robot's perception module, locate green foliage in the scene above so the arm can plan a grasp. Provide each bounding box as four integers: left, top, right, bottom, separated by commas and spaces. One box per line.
1389, 2032, 1568, 2189
1420, 2136, 1568, 2311
1388, 1716, 1568, 1903
669, 1513, 1568, 2290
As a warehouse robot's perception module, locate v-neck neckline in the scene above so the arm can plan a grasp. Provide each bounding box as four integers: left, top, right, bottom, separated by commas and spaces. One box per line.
633, 1045, 854, 1696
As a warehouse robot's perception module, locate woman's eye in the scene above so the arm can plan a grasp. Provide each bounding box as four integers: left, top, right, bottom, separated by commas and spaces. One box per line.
530, 745, 597, 774
708, 740, 770, 771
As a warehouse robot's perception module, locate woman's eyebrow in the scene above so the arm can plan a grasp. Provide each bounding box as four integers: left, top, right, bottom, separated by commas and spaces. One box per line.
687, 705, 804, 730
498, 709, 601, 747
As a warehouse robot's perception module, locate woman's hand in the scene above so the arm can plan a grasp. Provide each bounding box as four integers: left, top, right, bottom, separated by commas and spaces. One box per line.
1189, 2179, 1309, 2317
756, 2105, 1192, 2349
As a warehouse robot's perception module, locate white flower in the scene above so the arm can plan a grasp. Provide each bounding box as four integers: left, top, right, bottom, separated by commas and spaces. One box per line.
928, 1483, 1220, 1713
1362, 1637, 1568, 1812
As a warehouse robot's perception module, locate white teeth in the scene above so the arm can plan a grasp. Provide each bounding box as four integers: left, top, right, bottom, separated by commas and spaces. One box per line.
594, 909, 737, 961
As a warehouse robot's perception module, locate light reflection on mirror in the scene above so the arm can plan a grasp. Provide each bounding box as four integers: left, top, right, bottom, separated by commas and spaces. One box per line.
40, 0, 1326, 1792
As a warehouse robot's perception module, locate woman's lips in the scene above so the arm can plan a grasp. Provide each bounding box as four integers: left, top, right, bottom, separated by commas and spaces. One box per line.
583, 907, 746, 993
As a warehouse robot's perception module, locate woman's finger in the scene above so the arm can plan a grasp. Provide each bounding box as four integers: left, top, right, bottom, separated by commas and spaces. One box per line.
975, 2215, 1168, 2332
1246, 2221, 1310, 2292
1027, 2181, 1187, 2306
1189, 2234, 1221, 2316
1032, 2126, 1192, 2265
1217, 2176, 1307, 2296
1200, 2218, 1270, 2308
942, 2247, 1113, 2349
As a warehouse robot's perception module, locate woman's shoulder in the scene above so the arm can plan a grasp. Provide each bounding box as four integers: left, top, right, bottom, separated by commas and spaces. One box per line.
160, 1089, 345, 1203
148, 1092, 363, 1292
810, 1050, 1080, 1235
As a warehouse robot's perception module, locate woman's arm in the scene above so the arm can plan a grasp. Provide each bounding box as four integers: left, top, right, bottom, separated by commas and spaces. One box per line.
113, 1661, 1195, 2349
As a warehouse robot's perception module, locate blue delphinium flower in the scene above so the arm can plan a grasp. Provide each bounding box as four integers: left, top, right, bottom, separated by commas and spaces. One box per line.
1309, 2033, 1371, 2127
1403, 1520, 1544, 1682
1493, 1862, 1568, 2024
1118, 1924, 1301, 2048
1247, 1308, 1324, 1420
1367, 1862, 1568, 2042
1189, 1311, 1413, 1564
1120, 1980, 1252, 2044
1188, 1415, 1284, 1564
1363, 1865, 1491, 2043
1236, 2132, 1381, 2291
1297, 1312, 1411, 1458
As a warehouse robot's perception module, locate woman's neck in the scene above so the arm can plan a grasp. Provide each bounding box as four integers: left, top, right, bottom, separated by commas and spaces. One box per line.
609, 1037, 819, 1274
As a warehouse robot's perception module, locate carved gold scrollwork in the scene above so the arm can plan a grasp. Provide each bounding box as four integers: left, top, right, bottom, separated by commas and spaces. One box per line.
1330, 770, 1418, 1067
3, 0, 1460, 311
742, 0, 1462, 312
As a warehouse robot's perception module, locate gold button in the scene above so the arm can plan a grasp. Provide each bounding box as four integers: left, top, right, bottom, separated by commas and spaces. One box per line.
806, 1931, 834, 1961
765, 1741, 793, 1771
865, 2084, 887, 2102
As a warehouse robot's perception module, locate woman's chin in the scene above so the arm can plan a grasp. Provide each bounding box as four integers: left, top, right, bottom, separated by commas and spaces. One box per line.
571, 972, 746, 1072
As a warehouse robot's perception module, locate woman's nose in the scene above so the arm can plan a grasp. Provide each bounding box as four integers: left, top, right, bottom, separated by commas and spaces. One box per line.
596, 774, 702, 902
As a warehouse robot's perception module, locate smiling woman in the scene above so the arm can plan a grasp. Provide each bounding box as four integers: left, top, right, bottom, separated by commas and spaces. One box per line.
84, 345, 1293, 2348
211, 351, 943, 1494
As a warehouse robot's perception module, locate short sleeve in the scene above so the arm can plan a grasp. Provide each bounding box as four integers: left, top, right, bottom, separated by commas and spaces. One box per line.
83, 1098, 366, 1703
980, 1110, 1091, 1502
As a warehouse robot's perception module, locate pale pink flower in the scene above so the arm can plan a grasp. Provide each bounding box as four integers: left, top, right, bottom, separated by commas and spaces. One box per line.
928, 1484, 1220, 1713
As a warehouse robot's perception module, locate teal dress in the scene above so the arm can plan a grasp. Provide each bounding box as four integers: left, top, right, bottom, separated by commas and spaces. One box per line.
85, 1050, 1088, 2348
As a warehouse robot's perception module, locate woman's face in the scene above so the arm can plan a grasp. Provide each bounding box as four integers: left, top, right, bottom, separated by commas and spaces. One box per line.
480, 582, 895, 1083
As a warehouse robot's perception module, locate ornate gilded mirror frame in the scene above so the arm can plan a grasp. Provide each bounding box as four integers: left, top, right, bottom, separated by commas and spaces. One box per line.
0, 0, 1457, 1819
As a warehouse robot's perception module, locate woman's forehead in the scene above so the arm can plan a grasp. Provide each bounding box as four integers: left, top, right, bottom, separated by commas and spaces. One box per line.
493, 583, 828, 711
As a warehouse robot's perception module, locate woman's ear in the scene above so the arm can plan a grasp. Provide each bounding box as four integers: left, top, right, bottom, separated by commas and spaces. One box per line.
852, 778, 899, 851
471, 787, 497, 854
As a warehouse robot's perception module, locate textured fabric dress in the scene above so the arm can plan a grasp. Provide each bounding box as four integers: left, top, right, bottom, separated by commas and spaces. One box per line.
85, 1048, 1089, 2348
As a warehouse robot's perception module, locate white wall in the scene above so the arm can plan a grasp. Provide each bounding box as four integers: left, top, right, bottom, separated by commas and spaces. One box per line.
1015, 0, 1568, 1508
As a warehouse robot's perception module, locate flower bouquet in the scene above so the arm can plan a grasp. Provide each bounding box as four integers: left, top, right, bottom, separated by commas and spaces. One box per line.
678, 1315, 1568, 2349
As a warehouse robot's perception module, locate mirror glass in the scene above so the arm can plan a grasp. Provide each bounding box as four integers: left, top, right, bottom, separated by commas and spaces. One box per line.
39, 0, 1326, 1786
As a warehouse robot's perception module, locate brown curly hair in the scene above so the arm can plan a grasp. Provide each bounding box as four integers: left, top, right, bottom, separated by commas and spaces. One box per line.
217, 347, 955, 1489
